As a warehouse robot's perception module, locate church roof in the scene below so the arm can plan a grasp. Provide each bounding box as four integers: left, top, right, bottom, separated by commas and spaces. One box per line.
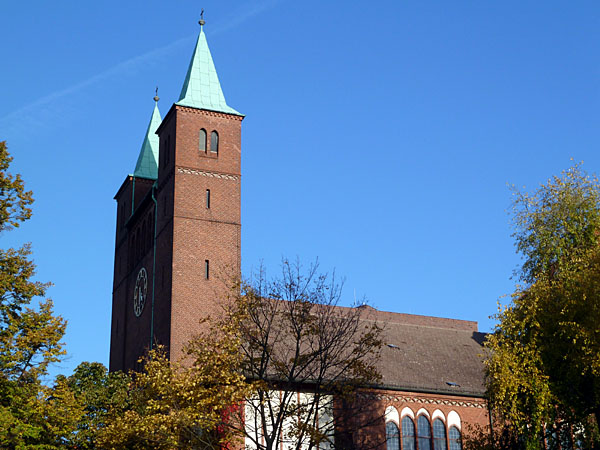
374, 312, 487, 397
133, 101, 162, 179
176, 26, 242, 116
345, 307, 487, 397
257, 301, 487, 398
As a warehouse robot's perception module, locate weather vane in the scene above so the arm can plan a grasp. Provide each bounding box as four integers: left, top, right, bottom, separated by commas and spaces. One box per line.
154, 86, 159, 102
199, 9, 205, 26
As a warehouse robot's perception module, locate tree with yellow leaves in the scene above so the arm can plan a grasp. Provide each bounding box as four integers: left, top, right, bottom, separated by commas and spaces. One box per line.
0, 141, 79, 448
484, 164, 600, 449
96, 316, 251, 449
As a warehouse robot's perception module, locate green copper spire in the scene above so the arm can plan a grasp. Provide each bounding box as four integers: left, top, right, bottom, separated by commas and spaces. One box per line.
176, 22, 241, 115
133, 97, 162, 179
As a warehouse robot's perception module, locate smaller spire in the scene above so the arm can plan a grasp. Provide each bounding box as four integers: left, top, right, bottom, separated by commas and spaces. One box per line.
133, 93, 162, 179
153, 86, 159, 103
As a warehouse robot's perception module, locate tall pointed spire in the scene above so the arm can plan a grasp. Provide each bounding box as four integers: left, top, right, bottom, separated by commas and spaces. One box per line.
133, 94, 162, 179
176, 17, 241, 115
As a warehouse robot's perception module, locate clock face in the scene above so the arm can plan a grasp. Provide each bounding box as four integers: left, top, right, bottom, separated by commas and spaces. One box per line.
133, 267, 148, 317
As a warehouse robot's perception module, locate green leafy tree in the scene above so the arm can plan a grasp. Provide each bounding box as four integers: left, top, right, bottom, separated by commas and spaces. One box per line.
484, 164, 600, 449
0, 140, 77, 448
63, 362, 131, 449
511, 163, 600, 284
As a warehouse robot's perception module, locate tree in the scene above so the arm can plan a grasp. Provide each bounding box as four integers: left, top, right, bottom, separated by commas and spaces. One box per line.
63, 362, 131, 449
511, 163, 600, 285
96, 335, 250, 449
196, 260, 384, 450
0, 141, 78, 448
0, 141, 33, 233
484, 164, 600, 449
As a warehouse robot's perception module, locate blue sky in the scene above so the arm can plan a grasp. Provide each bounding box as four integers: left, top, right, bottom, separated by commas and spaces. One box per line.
1, 1, 599, 376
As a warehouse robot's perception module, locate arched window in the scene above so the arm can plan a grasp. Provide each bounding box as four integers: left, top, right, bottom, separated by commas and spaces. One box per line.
199, 129, 207, 152
402, 416, 416, 450
386, 422, 400, 450
418, 415, 432, 450
433, 419, 447, 450
210, 130, 219, 153
449, 426, 462, 450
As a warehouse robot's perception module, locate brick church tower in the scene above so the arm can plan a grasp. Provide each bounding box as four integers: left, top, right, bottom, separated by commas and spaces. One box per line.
109, 20, 243, 371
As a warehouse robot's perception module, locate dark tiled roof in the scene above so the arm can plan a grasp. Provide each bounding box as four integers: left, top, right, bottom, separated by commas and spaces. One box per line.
361, 307, 487, 397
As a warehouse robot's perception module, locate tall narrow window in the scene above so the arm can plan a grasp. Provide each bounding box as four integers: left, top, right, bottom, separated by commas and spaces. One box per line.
402, 416, 416, 450
433, 419, 447, 450
386, 422, 400, 450
418, 416, 432, 450
163, 135, 171, 167
448, 427, 462, 450
210, 130, 219, 154
141, 220, 147, 255
199, 129, 207, 152
135, 230, 140, 261
206, 189, 211, 209
128, 235, 134, 269
205, 260, 210, 280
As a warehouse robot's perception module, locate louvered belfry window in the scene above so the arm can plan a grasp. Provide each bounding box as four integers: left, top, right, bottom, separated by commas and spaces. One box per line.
210, 130, 219, 153
199, 129, 207, 152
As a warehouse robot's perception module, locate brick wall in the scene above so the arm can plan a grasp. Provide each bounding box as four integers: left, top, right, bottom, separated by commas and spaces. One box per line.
168, 106, 242, 362
110, 104, 243, 370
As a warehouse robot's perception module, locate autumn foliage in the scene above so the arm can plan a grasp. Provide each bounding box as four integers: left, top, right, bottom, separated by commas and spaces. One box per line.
484, 164, 600, 449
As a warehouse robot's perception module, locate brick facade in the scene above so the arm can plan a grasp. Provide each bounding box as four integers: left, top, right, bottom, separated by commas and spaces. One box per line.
109, 104, 242, 371
346, 389, 490, 449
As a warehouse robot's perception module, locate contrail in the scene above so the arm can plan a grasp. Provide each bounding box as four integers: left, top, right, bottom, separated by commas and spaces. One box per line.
0, 36, 190, 131
0, 0, 283, 136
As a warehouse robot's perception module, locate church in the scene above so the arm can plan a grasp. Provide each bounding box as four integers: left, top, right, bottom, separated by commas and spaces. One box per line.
109, 17, 490, 449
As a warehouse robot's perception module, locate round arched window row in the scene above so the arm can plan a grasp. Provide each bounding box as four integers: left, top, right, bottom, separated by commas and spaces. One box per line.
386, 409, 462, 450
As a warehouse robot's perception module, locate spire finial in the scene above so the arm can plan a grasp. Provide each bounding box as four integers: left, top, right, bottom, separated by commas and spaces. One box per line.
199, 9, 205, 27
153, 86, 159, 103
